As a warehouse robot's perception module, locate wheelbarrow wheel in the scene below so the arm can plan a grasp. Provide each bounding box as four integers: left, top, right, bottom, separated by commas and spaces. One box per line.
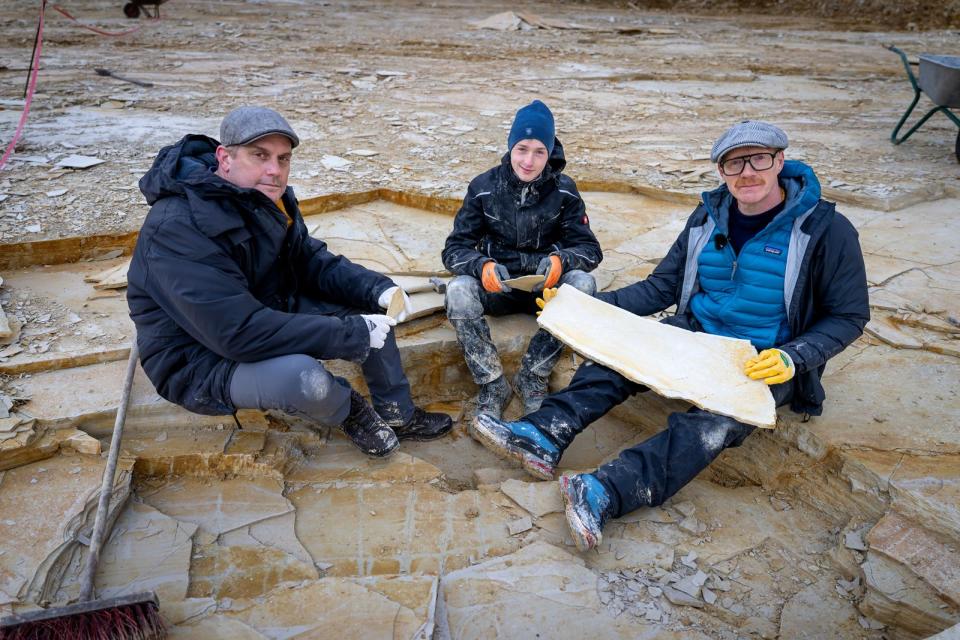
123, 2, 141, 18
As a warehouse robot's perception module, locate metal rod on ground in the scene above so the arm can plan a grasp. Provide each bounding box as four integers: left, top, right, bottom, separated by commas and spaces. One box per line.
79, 339, 139, 602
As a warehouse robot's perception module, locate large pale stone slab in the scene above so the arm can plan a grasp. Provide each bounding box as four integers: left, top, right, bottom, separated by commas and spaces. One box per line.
289, 483, 523, 576
94, 501, 197, 603
778, 575, 867, 639
867, 512, 960, 605
141, 476, 293, 537
537, 285, 775, 427
223, 576, 436, 639
861, 554, 960, 637
0, 453, 132, 605
441, 541, 707, 639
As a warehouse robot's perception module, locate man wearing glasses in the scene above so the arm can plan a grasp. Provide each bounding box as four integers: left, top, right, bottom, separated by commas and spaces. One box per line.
470, 121, 869, 551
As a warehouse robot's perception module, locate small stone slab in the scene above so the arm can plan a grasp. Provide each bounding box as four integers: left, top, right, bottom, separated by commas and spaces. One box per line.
500, 478, 563, 518
537, 285, 776, 427
55, 155, 105, 169
386, 286, 406, 320
503, 274, 546, 292
507, 515, 533, 535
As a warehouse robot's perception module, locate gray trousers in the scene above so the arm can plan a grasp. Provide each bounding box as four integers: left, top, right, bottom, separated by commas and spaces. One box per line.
229, 301, 414, 428
445, 270, 597, 384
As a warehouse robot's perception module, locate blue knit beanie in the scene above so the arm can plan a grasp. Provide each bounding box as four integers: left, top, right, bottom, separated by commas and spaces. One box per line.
508, 100, 555, 154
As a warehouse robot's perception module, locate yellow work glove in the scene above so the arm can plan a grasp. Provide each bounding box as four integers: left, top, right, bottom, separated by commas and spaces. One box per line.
535, 287, 559, 316
744, 348, 795, 385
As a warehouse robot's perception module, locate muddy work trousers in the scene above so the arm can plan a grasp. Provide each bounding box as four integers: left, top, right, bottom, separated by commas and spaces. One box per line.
527, 356, 793, 519
445, 270, 596, 385
228, 300, 414, 428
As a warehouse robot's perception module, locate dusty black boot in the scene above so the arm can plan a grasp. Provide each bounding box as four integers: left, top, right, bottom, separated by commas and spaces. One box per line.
514, 368, 549, 416
476, 374, 513, 420
390, 407, 454, 441
514, 329, 564, 415
340, 390, 399, 457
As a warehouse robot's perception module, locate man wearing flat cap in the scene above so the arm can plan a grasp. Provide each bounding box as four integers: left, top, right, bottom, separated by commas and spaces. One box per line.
470, 120, 870, 550
128, 106, 452, 458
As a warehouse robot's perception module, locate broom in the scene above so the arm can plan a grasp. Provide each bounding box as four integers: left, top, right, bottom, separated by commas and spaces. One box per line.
0, 341, 165, 639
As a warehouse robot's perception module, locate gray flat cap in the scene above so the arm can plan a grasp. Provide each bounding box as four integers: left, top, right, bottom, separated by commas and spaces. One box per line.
710, 120, 788, 163
220, 106, 300, 148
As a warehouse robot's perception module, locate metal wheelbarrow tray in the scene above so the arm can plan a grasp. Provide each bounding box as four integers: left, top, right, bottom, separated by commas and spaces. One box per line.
887, 46, 960, 162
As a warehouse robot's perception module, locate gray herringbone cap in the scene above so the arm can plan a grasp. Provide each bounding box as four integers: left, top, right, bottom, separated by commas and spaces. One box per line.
710, 120, 788, 163
220, 106, 300, 149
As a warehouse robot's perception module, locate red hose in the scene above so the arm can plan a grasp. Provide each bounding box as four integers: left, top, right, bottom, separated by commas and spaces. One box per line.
0, 0, 44, 172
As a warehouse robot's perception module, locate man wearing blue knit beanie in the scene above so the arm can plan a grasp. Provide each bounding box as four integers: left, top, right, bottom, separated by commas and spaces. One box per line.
442, 100, 602, 420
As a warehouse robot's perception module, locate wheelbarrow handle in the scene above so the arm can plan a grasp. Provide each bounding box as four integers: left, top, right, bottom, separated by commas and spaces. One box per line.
886, 45, 920, 91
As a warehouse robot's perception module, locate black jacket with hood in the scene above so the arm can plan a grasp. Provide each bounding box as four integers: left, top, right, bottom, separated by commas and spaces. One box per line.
127, 135, 393, 415
441, 139, 602, 279
596, 163, 870, 417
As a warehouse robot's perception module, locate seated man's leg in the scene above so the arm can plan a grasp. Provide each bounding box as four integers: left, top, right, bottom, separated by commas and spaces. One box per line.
229, 353, 399, 457
473, 359, 642, 479
515, 270, 597, 415
298, 297, 452, 441
561, 383, 794, 550
446, 275, 514, 419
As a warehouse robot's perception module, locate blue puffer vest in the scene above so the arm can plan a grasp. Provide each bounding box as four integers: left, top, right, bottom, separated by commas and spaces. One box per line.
689, 161, 821, 349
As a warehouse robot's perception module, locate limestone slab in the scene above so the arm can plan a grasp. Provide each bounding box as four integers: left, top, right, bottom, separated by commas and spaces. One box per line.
0, 453, 132, 605
499, 478, 563, 518
285, 444, 442, 485
141, 476, 293, 537
188, 544, 317, 600
886, 456, 960, 541
94, 501, 197, 603
867, 512, 960, 604
817, 345, 960, 454
537, 285, 775, 427
778, 574, 866, 639
223, 576, 436, 639
861, 554, 959, 637
502, 274, 545, 292
219, 512, 314, 566
441, 541, 708, 639
289, 483, 522, 576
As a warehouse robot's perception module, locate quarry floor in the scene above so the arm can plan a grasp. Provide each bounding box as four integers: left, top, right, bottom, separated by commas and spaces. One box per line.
0, 2, 958, 639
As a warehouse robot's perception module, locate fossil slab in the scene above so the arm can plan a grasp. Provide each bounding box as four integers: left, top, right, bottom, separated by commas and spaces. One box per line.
536, 285, 775, 427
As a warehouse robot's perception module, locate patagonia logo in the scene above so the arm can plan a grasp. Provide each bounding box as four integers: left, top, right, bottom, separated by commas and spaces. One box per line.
764, 245, 783, 255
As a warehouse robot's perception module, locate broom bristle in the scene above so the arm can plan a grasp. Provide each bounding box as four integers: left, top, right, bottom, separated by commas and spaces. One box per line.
0, 598, 165, 640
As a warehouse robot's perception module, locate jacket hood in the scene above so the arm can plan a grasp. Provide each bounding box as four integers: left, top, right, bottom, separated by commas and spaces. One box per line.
138, 134, 295, 237
701, 159, 821, 230
499, 136, 567, 187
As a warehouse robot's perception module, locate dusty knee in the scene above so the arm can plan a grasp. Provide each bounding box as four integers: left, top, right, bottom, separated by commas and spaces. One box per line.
560, 270, 597, 295
446, 275, 484, 319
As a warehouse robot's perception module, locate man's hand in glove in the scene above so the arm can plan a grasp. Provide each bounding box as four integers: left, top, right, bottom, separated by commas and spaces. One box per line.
361, 314, 397, 350
377, 286, 414, 322
744, 348, 795, 385
481, 261, 512, 293
535, 287, 559, 316
533, 255, 562, 292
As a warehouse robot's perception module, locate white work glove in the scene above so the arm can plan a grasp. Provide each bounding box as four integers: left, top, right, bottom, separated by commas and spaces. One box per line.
361, 314, 396, 350
377, 286, 414, 322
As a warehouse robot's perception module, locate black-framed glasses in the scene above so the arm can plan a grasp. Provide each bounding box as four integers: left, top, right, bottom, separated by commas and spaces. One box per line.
719, 152, 779, 176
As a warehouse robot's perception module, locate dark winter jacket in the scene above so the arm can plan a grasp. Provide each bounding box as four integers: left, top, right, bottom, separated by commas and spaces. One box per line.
127, 135, 393, 415
597, 161, 869, 416
442, 139, 602, 279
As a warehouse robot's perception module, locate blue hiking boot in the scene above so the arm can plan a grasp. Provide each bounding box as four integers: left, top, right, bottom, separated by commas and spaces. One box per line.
559, 473, 611, 551
471, 414, 560, 480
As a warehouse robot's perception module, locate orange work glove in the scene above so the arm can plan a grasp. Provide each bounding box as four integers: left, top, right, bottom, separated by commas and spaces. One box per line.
481, 261, 512, 294
535, 255, 563, 291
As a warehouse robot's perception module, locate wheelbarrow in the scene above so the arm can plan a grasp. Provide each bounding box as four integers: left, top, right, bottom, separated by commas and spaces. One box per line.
886, 45, 960, 162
